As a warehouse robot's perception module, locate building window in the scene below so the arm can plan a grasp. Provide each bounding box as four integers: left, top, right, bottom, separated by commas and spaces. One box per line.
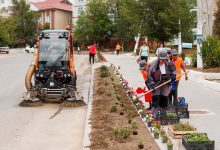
78, 7, 83, 16
46, 15, 50, 23
38, 16, 42, 24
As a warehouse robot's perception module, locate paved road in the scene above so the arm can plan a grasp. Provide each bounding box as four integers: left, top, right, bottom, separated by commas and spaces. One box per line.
104, 53, 220, 150
0, 52, 91, 150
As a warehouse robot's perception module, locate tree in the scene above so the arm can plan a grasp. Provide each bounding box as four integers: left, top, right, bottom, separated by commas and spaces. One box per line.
74, 0, 139, 50
109, 0, 139, 50
11, 0, 39, 46
213, 1, 220, 38
0, 17, 14, 45
74, 0, 112, 44
200, 36, 220, 68
135, 0, 196, 44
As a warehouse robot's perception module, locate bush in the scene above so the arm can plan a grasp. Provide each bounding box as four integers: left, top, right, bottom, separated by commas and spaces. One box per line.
191, 53, 197, 68
200, 36, 220, 68
100, 65, 108, 72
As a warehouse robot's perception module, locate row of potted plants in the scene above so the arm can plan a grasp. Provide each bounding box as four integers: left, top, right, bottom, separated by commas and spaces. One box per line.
111, 64, 174, 150
110, 64, 215, 150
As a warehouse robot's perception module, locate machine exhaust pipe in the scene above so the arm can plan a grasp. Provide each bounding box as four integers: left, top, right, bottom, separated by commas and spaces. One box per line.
25, 65, 35, 91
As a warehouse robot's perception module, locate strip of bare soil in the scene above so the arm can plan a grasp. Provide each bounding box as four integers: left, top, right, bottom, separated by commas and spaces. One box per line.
89, 68, 159, 150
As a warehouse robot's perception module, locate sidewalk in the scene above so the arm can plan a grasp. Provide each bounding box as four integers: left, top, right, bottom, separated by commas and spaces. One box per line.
103, 52, 220, 150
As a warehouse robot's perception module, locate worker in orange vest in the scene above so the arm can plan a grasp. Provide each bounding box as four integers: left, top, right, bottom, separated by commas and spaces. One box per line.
139, 60, 152, 109
169, 49, 188, 106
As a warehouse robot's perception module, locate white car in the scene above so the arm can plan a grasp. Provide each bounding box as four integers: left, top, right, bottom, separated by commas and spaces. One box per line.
25, 45, 35, 53
0, 44, 9, 54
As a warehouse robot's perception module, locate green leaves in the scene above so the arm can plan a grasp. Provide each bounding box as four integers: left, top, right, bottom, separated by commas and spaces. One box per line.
200, 36, 220, 68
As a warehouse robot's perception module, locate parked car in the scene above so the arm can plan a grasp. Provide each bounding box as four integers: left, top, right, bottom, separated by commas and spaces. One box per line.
25, 45, 35, 53
0, 44, 9, 54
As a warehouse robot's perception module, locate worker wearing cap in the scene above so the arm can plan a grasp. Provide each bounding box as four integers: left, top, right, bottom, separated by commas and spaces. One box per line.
169, 49, 188, 106
139, 60, 152, 108
146, 50, 176, 117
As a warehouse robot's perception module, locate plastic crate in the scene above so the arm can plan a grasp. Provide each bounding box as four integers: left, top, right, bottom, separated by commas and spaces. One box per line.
178, 110, 189, 119
182, 134, 215, 150
179, 103, 188, 112
160, 117, 180, 125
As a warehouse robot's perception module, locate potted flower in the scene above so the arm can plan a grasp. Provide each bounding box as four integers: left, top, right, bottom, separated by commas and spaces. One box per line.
153, 129, 159, 139
160, 128, 166, 136
162, 134, 169, 143
146, 116, 153, 127
167, 140, 173, 150
139, 107, 146, 118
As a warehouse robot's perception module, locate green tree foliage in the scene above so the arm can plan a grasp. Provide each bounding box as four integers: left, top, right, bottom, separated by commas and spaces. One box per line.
200, 36, 220, 68
213, 1, 220, 38
74, 0, 196, 48
11, 0, 39, 45
136, 0, 196, 44
74, 0, 112, 43
74, 0, 139, 49
0, 18, 11, 44
108, 0, 139, 50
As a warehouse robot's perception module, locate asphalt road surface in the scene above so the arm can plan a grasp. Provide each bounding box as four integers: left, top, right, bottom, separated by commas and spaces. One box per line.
0, 51, 91, 150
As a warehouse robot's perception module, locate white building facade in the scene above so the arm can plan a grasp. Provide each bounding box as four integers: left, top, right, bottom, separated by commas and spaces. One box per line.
72, 0, 88, 27
0, 0, 44, 17
0, 0, 13, 17
197, 0, 217, 39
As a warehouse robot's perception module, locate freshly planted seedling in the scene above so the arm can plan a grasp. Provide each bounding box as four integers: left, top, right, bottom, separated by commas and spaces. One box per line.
104, 81, 109, 86
111, 104, 118, 112
116, 94, 121, 100
138, 139, 144, 149
113, 128, 131, 139
107, 92, 112, 96
131, 120, 138, 135
126, 112, 132, 124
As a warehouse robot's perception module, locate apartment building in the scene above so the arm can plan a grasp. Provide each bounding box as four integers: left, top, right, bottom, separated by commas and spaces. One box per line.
197, 0, 218, 39
72, 0, 88, 27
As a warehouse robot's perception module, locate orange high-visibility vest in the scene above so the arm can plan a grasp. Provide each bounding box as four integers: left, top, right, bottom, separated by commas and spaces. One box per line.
173, 57, 183, 81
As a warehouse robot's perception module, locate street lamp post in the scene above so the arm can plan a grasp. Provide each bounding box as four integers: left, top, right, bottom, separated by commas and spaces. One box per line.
178, 19, 182, 54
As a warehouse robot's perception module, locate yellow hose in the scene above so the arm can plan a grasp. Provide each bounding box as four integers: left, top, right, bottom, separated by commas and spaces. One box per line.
25, 65, 35, 91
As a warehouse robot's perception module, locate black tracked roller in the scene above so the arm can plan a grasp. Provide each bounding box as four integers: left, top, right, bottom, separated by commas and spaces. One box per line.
19, 100, 43, 107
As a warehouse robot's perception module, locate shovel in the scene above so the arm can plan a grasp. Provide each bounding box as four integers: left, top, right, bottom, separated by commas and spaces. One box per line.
136, 71, 189, 100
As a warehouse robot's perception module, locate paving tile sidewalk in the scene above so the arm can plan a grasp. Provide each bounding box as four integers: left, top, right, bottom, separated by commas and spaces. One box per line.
103, 53, 220, 150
